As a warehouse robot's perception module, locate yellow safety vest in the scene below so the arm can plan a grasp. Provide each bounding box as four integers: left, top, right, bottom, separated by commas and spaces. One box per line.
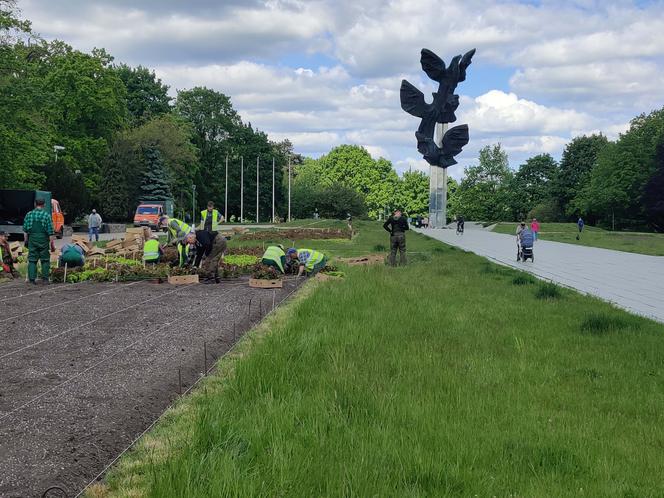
262, 246, 285, 273
143, 239, 160, 261
298, 248, 324, 271
178, 243, 192, 267
200, 209, 222, 231
168, 219, 191, 241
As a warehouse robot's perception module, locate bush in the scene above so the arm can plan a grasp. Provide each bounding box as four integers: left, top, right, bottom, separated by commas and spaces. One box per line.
528, 199, 562, 222
535, 282, 562, 299
581, 313, 631, 335
512, 274, 535, 285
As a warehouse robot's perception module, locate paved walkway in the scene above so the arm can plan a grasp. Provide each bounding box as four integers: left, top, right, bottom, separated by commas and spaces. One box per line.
418, 227, 664, 324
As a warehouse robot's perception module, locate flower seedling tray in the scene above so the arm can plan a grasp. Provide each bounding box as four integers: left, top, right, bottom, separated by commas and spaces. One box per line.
249, 278, 283, 288
168, 274, 199, 285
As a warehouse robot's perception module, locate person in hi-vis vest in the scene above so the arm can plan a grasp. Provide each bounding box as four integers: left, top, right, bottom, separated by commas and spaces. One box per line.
200, 201, 224, 233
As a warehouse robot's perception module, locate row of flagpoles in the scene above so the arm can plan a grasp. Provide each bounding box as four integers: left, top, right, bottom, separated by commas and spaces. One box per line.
212, 155, 291, 224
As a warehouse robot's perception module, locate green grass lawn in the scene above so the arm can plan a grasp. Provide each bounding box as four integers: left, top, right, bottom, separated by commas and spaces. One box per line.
94, 221, 664, 498
493, 222, 664, 256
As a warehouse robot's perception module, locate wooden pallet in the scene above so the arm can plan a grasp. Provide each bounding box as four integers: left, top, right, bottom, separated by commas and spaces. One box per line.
168, 274, 199, 285
249, 278, 283, 288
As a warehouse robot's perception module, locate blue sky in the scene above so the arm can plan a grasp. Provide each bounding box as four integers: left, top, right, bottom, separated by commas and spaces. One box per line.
19, 0, 664, 178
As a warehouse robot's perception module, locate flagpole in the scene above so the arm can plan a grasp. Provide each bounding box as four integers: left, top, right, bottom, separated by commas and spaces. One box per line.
224, 155, 228, 222
256, 156, 260, 224
288, 156, 291, 222
240, 156, 244, 223
272, 157, 275, 223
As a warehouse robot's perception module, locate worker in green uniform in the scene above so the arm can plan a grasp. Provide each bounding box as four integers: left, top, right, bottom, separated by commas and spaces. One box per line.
199, 201, 224, 233
58, 243, 85, 268
287, 248, 327, 277
22, 197, 55, 285
261, 244, 286, 273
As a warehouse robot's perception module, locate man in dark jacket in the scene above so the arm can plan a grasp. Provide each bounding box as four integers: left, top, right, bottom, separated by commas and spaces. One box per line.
383, 209, 409, 266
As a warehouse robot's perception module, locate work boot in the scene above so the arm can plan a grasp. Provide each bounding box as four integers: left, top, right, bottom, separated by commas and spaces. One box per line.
28, 280, 37, 285
41, 279, 50, 285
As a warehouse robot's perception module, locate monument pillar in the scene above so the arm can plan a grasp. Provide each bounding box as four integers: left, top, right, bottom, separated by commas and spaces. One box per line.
429, 123, 448, 228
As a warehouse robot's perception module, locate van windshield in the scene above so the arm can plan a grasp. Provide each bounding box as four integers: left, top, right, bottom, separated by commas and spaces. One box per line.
137, 206, 159, 215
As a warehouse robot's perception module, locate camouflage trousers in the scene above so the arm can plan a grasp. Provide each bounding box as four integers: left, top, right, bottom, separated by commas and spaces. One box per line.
200, 235, 227, 279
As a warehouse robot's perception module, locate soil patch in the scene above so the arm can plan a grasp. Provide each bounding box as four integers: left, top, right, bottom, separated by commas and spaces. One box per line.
0, 278, 301, 497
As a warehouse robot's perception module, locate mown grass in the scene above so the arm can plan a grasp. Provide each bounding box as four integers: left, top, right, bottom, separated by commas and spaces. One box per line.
95, 222, 664, 498
492, 222, 664, 256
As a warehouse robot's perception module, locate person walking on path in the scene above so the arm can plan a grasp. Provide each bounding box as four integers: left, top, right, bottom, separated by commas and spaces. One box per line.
23, 197, 55, 285
531, 218, 540, 241
88, 209, 102, 242
383, 209, 409, 266
577, 217, 585, 240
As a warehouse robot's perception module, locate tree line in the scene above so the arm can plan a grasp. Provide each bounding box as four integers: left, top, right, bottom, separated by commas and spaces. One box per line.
1, 2, 429, 223
450, 107, 664, 230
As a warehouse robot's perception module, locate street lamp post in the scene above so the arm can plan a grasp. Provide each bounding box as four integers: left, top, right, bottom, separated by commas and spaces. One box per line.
192, 184, 196, 226
53, 145, 65, 162
240, 156, 244, 223
288, 156, 291, 222
224, 155, 228, 222
256, 156, 260, 224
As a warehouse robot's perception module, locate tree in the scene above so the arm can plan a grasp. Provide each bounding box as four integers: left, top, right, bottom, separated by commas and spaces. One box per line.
114, 64, 171, 125
98, 141, 133, 221
317, 184, 366, 219
644, 142, 664, 231
318, 145, 399, 218
395, 170, 429, 216
509, 154, 558, 220
122, 114, 199, 204
140, 146, 172, 201
551, 134, 609, 218
454, 144, 513, 221
43, 160, 89, 222
578, 108, 664, 228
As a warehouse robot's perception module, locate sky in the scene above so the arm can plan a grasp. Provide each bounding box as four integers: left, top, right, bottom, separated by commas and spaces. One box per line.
18, 0, 664, 178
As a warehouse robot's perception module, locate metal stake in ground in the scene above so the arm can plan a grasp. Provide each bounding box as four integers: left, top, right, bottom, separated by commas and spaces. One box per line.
248, 298, 252, 319
272, 289, 276, 311
203, 341, 208, 375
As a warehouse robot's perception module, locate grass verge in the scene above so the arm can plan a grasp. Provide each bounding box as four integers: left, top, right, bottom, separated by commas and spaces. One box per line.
492, 222, 664, 256
93, 221, 664, 497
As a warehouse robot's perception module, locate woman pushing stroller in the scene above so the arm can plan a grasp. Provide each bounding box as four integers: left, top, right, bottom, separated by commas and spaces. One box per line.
516, 221, 534, 262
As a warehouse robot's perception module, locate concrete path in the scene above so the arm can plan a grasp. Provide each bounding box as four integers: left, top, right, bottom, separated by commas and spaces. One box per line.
418, 227, 664, 324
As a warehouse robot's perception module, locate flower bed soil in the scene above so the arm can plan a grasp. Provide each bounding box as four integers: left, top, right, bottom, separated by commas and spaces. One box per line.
239, 228, 351, 241
0, 278, 301, 497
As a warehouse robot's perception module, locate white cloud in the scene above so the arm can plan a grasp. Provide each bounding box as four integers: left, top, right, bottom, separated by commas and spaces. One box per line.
16, 0, 664, 180
459, 90, 596, 135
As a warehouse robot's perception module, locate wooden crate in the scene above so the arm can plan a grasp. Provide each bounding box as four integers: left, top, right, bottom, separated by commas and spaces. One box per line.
249, 278, 283, 289
168, 274, 199, 285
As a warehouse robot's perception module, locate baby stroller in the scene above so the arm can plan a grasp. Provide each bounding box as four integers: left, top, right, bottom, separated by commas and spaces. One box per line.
518, 229, 535, 262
